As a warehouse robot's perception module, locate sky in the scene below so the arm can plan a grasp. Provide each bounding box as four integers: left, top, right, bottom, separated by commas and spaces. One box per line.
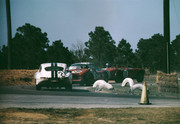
0, 0, 180, 51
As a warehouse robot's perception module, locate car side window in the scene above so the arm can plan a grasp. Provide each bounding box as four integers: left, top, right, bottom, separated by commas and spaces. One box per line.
89, 64, 96, 71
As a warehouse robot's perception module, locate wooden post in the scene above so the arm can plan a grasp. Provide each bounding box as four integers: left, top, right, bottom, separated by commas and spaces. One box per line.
6, 0, 12, 69
163, 0, 170, 73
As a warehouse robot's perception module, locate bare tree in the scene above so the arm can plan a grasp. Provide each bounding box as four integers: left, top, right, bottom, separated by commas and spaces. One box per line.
71, 41, 86, 62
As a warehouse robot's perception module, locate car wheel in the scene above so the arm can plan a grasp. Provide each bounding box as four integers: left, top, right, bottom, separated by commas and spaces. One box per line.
123, 70, 128, 78
137, 76, 143, 82
80, 78, 85, 86
136, 70, 145, 82
65, 84, 72, 91
86, 73, 94, 86
36, 85, 41, 90
115, 71, 124, 83
104, 72, 108, 82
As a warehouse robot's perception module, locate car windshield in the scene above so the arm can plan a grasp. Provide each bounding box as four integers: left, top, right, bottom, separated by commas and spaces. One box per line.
88, 64, 97, 70
70, 63, 98, 70
70, 64, 88, 69
45, 66, 64, 71
69, 65, 81, 70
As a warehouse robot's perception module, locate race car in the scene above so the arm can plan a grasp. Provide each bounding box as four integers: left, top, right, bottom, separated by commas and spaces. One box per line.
69, 62, 108, 86
103, 67, 145, 83
35, 63, 72, 90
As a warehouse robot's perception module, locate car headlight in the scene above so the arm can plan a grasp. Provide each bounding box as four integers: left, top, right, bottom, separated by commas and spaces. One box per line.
71, 70, 82, 73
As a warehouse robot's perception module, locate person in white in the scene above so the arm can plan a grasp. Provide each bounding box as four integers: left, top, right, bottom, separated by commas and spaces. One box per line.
122, 78, 148, 95
93, 80, 114, 92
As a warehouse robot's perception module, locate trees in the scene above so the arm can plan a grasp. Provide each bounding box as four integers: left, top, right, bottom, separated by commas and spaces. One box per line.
0, 23, 75, 69
46, 40, 74, 66
0, 45, 8, 69
85, 27, 116, 67
1, 22, 179, 72
115, 39, 138, 67
136, 34, 166, 72
11, 23, 49, 69
171, 34, 180, 71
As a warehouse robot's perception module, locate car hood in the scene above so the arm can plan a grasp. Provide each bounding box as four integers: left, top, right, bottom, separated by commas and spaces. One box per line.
70, 69, 89, 75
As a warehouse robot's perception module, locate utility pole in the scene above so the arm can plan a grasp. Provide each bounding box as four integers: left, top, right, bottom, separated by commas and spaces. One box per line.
6, 0, 12, 69
163, 0, 170, 73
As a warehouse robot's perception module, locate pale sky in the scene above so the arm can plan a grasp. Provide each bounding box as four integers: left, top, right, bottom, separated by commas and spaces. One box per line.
0, 0, 180, 50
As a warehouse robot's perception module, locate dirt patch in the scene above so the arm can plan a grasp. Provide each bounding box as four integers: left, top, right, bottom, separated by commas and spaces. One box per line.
0, 69, 37, 86
0, 108, 180, 124
5, 112, 49, 119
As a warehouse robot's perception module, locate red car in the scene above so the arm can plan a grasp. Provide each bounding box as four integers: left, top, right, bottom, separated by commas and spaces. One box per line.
103, 67, 145, 83
69, 62, 108, 85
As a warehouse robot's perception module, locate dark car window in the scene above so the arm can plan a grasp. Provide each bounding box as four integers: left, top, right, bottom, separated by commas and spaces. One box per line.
88, 64, 98, 70
45, 66, 64, 71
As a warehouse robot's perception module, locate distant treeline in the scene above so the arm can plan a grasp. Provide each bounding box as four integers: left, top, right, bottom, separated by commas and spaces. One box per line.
0, 23, 180, 73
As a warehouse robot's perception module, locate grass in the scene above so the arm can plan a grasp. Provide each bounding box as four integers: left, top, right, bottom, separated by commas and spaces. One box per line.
0, 69, 37, 86
0, 108, 180, 124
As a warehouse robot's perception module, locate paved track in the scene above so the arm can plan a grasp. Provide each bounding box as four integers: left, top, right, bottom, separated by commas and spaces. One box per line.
0, 85, 179, 108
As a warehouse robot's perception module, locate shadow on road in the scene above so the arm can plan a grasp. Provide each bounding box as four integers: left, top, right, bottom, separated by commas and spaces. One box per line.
42, 88, 90, 92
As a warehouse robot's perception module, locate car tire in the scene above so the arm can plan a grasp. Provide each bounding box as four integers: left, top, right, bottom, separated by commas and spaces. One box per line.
115, 71, 124, 83
136, 70, 145, 82
36, 85, 41, 90
104, 72, 109, 82
80, 78, 85, 86
65, 84, 72, 91
123, 70, 128, 78
86, 73, 94, 86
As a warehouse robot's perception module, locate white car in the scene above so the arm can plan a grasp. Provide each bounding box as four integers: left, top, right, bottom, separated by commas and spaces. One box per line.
35, 63, 72, 90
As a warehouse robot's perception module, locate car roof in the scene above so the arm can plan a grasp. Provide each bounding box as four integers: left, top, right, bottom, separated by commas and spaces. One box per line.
71, 62, 94, 65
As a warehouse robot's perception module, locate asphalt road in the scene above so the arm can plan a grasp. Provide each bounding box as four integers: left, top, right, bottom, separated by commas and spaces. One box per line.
0, 85, 179, 108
